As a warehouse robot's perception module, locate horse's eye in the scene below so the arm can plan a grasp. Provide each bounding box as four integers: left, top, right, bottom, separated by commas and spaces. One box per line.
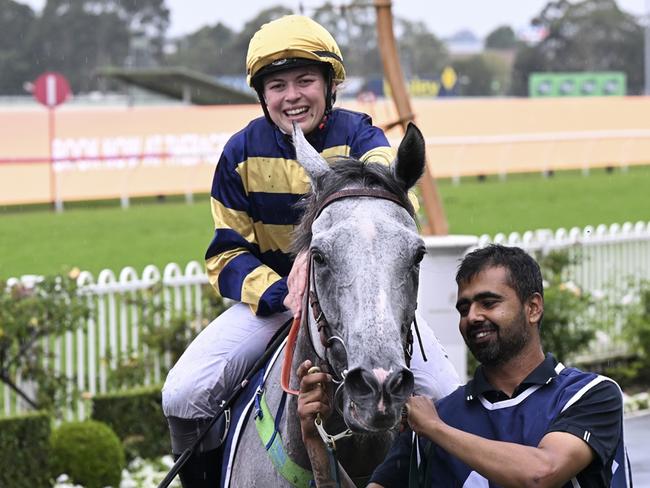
312, 250, 326, 265
414, 247, 426, 265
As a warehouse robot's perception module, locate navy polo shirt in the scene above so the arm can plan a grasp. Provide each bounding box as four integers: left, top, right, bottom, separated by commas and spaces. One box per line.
370, 354, 628, 487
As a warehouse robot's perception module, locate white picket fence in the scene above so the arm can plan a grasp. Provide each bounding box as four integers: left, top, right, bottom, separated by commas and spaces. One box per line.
3, 220, 650, 419
3, 261, 208, 420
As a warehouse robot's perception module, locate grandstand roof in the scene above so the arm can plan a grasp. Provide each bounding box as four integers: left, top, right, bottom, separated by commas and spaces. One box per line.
97, 66, 257, 105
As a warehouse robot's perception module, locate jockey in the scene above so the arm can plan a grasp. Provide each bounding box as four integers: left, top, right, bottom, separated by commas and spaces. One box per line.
161, 14, 460, 488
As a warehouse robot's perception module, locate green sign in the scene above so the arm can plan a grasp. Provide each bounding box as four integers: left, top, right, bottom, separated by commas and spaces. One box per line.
529, 72, 626, 97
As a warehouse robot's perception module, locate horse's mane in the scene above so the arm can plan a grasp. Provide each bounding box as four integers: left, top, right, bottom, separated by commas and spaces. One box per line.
291, 157, 415, 255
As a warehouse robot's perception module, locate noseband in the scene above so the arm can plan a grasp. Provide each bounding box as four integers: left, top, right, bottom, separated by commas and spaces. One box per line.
305, 188, 417, 388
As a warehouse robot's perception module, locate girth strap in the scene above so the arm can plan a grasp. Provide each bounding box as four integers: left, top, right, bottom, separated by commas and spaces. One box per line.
255, 391, 313, 488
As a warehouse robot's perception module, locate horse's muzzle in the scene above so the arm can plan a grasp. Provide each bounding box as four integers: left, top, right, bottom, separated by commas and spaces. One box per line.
342, 366, 414, 432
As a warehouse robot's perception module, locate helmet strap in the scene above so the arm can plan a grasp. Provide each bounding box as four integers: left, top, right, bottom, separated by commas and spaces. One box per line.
255, 88, 274, 126
324, 68, 335, 117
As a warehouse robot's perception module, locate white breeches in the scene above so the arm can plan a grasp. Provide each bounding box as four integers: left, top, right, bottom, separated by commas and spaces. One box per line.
162, 303, 460, 420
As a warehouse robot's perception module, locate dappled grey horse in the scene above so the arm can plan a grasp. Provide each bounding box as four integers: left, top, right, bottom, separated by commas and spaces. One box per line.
227, 123, 428, 486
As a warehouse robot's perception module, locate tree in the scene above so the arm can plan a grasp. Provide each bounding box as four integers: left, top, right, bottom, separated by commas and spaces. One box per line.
510, 0, 644, 95
166, 5, 291, 77
119, 0, 170, 62
0, 273, 90, 414
164, 3, 449, 87
0, 0, 37, 94
31, 1, 130, 92
27, 0, 169, 93
312, 1, 384, 78
222, 6, 293, 76
452, 52, 510, 96
397, 19, 449, 79
165, 23, 236, 74
485, 25, 517, 50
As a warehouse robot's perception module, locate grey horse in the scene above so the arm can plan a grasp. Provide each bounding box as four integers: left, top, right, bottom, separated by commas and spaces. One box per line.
227, 122, 427, 487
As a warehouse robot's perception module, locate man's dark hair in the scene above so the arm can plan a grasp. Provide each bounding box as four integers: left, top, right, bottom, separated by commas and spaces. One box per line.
456, 244, 543, 304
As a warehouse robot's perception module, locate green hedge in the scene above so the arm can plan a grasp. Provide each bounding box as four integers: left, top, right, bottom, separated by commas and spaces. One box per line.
92, 385, 169, 459
0, 411, 52, 488
50, 420, 125, 488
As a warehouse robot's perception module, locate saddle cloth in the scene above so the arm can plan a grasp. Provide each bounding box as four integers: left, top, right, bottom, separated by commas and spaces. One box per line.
219, 338, 287, 488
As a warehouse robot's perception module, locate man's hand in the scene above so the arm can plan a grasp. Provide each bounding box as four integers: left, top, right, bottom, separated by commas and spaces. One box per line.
297, 360, 332, 443
284, 250, 309, 320
406, 395, 440, 437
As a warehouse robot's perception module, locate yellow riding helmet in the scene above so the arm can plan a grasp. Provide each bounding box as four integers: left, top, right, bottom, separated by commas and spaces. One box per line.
246, 15, 346, 88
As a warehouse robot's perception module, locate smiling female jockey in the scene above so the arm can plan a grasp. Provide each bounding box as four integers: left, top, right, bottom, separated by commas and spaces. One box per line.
161, 15, 460, 488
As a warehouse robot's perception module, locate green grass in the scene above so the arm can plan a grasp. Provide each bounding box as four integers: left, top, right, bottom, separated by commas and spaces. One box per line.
439, 166, 650, 236
2, 166, 649, 279
1, 195, 213, 279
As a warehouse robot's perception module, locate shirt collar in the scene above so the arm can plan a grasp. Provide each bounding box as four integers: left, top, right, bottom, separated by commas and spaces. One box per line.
274, 112, 332, 152
464, 353, 559, 402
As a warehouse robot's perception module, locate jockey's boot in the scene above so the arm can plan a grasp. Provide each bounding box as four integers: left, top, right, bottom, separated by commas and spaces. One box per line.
168, 415, 226, 487
176, 448, 221, 488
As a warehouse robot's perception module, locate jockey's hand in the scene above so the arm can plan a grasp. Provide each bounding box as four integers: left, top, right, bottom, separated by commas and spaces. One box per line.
297, 360, 332, 443
406, 395, 440, 438
284, 250, 309, 320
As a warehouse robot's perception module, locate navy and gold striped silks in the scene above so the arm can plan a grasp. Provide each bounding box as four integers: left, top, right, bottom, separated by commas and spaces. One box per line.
205, 108, 395, 315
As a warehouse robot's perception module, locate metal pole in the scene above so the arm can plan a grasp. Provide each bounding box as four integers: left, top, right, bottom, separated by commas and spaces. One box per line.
645, 0, 650, 95
48, 107, 63, 212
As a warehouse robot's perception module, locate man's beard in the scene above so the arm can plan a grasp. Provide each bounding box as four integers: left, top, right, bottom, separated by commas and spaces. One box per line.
465, 310, 530, 367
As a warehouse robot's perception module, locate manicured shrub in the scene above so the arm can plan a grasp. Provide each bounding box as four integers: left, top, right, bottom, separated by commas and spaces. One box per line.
0, 412, 51, 488
92, 385, 170, 460
50, 420, 125, 488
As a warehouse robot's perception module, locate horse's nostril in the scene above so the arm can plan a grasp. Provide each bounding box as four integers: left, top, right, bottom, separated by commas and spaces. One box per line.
386, 369, 415, 398
345, 368, 378, 398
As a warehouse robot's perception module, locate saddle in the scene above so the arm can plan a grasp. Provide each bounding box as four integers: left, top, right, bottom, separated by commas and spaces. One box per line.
218, 336, 315, 488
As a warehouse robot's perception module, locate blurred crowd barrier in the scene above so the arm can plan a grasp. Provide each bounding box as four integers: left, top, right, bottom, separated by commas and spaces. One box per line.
1, 97, 650, 207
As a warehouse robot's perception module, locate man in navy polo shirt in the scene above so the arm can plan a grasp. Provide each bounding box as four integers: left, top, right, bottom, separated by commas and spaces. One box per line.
298, 244, 632, 487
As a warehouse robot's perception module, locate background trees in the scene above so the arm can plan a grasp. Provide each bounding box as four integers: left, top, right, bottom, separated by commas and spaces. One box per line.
0, 0, 38, 94
485, 25, 518, 50
511, 0, 644, 95
0, 0, 645, 97
0, 0, 169, 93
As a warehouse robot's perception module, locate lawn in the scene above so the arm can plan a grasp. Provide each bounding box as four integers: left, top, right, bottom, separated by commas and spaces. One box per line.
440, 165, 650, 236
2, 165, 649, 279
0, 196, 212, 279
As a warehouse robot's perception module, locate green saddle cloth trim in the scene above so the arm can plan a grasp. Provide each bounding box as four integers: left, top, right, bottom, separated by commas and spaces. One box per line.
255, 391, 314, 488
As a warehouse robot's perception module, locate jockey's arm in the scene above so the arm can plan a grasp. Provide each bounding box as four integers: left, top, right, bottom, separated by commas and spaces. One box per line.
206, 150, 288, 315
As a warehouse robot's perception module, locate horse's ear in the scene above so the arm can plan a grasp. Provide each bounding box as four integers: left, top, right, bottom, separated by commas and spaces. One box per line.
393, 122, 426, 190
292, 122, 330, 184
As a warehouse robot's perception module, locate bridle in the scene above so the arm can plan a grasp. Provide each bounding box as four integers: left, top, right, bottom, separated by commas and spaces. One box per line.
280, 186, 427, 399
305, 188, 419, 392
277, 186, 427, 486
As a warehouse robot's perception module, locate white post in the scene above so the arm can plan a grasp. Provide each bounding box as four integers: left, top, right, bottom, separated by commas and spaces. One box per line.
418, 235, 478, 383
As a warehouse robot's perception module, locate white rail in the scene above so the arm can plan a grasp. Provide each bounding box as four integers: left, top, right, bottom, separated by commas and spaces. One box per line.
2, 261, 208, 419
3, 221, 650, 418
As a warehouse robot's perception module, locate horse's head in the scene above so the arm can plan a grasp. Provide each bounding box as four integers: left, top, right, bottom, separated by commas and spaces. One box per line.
292, 122, 426, 433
